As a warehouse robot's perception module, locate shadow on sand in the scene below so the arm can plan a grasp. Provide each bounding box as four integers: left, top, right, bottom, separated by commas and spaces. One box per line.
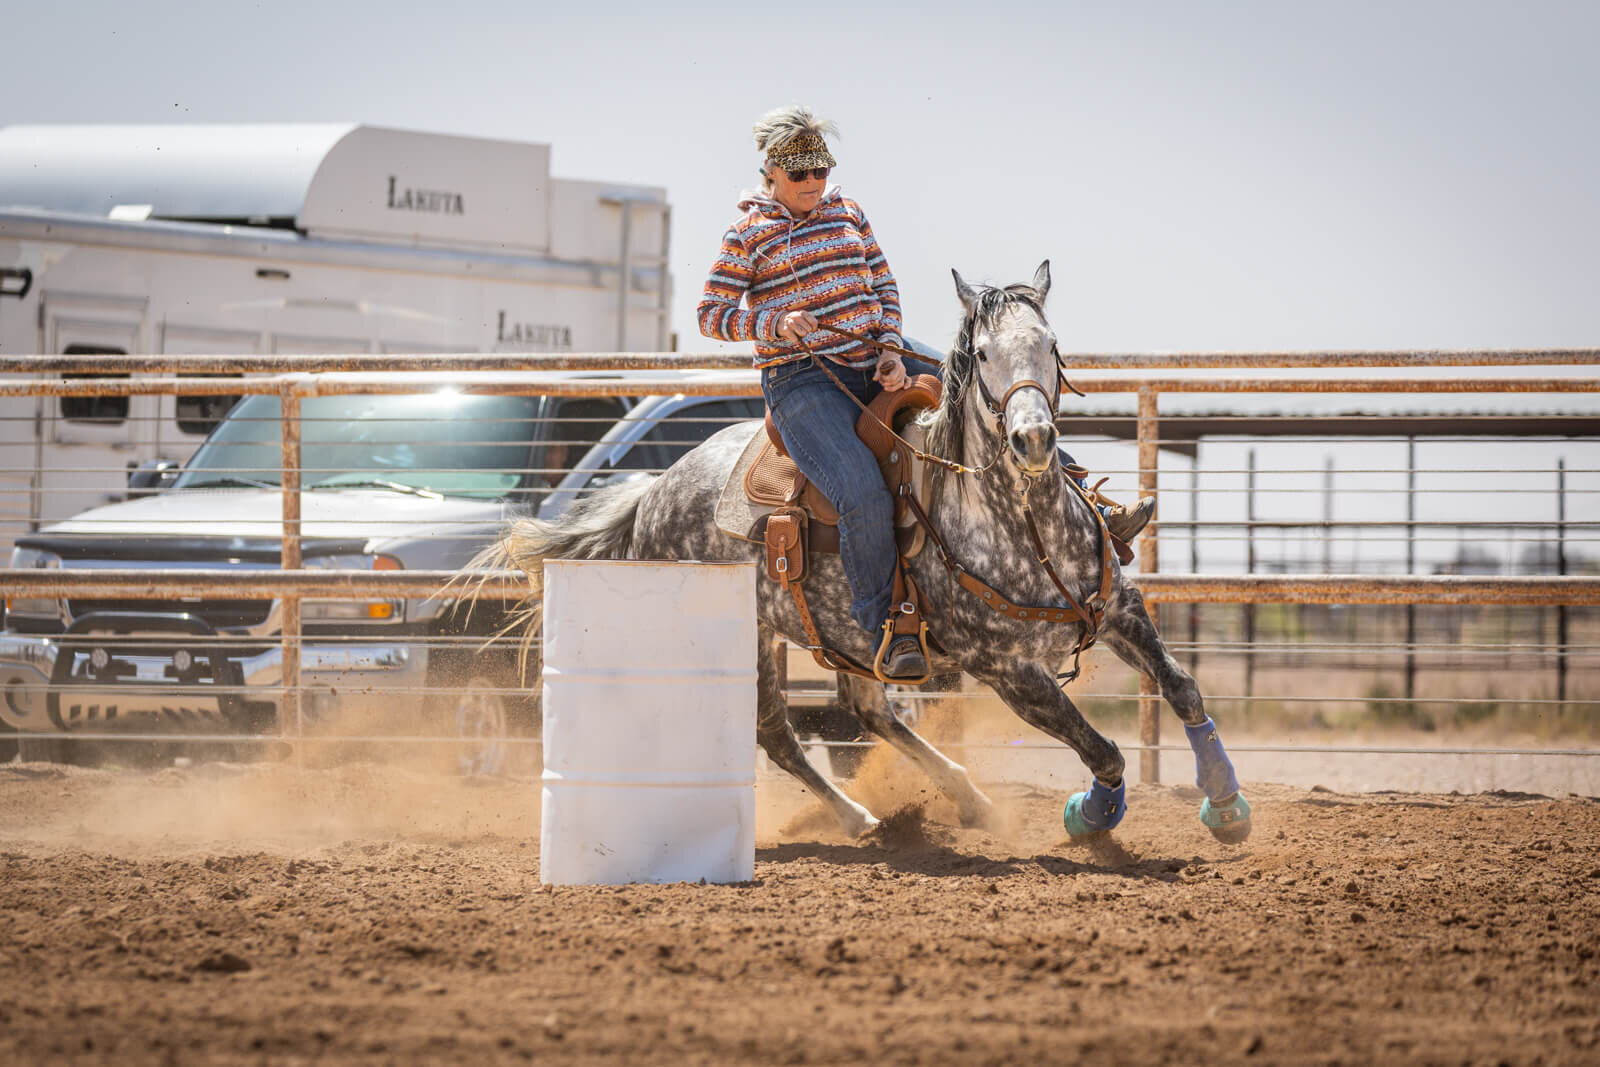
756, 805, 1219, 881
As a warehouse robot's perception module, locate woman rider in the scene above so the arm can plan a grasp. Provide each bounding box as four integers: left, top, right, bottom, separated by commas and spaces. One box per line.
697, 105, 1151, 680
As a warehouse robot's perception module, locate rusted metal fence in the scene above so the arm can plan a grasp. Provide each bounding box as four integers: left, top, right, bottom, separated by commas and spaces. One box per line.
2, 348, 1596, 782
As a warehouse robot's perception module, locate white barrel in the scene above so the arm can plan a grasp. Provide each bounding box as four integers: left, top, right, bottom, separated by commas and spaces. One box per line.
540, 559, 757, 885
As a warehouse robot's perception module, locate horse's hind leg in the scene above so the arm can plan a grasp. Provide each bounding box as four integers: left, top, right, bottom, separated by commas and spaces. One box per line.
1101, 586, 1252, 843
756, 626, 878, 837
836, 673, 998, 830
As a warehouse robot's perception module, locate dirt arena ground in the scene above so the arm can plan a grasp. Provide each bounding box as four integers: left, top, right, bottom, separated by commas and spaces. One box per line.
2, 748, 1597, 1067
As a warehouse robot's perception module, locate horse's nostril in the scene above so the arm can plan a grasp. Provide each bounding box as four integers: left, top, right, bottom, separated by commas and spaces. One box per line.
1011, 424, 1056, 455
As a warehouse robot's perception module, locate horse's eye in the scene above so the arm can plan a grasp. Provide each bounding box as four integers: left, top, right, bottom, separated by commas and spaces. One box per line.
974, 348, 988, 363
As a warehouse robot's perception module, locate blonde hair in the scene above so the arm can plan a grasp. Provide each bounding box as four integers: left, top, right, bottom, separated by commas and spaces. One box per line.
752, 105, 838, 190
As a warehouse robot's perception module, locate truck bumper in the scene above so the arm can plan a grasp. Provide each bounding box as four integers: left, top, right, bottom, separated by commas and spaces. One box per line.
0, 633, 430, 734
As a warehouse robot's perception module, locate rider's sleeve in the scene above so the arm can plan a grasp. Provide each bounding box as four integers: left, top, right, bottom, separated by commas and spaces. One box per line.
857, 210, 903, 349
697, 227, 781, 343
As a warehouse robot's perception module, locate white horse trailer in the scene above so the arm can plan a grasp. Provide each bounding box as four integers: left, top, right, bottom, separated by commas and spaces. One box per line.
0, 123, 671, 553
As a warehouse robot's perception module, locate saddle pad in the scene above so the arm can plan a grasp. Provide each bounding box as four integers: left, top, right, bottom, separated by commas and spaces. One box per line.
715, 423, 776, 543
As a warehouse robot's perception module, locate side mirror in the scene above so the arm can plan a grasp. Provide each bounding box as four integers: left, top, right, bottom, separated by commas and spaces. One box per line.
127, 459, 179, 496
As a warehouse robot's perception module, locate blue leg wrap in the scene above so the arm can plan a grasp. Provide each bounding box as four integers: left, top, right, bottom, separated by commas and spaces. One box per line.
1186, 718, 1252, 842
1062, 778, 1126, 837
1184, 717, 1240, 801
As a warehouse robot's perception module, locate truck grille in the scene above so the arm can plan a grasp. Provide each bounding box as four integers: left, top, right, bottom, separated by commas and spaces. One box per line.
67, 598, 274, 631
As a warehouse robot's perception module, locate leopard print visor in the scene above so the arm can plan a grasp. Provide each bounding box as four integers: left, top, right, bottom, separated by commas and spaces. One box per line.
766, 131, 837, 171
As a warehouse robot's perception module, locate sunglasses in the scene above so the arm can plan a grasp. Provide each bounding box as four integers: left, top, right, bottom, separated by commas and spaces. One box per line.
784, 167, 831, 182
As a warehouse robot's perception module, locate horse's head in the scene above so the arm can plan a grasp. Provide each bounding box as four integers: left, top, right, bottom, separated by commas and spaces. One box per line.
945, 261, 1061, 476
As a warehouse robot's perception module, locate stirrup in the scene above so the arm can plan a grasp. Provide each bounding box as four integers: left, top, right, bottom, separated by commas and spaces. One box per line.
873, 615, 931, 685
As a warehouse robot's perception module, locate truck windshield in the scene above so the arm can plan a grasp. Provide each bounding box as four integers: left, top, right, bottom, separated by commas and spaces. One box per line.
172, 393, 545, 499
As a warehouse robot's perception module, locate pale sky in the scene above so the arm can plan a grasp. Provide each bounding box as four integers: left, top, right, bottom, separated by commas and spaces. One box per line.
7, 0, 1598, 354
7, 0, 1597, 571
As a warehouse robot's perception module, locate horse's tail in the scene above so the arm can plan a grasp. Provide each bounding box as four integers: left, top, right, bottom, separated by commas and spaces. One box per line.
459, 476, 655, 669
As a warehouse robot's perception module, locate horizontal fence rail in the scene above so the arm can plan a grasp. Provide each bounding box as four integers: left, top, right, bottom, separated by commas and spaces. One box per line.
4, 347, 1598, 375
4, 374, 1598, 399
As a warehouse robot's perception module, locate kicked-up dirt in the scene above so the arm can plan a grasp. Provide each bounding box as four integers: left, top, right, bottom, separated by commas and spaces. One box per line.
0, 758, 1597, 1066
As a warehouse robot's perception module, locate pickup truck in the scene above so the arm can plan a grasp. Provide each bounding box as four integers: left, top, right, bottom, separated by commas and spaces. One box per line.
0, 374, 817, 770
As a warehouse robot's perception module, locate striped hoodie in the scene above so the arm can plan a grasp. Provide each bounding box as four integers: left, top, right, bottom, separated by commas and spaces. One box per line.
697, 187, 903, 368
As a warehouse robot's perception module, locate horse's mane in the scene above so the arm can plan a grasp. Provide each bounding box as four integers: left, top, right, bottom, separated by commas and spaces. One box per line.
922, 282, 1046, 501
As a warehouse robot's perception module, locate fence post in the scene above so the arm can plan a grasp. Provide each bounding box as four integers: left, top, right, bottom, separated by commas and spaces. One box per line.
1558, 458, 1568, 711
1137, 386, 1160, 785
280, 382, 303, 760
1406, 437, 1417, 702
1244, 449, 1256, 701
1189, 457, 1200, 673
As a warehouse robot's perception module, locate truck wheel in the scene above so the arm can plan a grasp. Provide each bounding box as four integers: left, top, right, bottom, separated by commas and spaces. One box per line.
424, 650, 536, 777
17, 734, 95, 766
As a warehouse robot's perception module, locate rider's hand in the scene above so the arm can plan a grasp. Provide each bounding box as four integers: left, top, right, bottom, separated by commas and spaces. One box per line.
874, 354, 908, 392
777, 309, 818, 342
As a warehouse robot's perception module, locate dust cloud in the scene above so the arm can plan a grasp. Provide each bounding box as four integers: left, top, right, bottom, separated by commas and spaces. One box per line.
0, 761, 543, 857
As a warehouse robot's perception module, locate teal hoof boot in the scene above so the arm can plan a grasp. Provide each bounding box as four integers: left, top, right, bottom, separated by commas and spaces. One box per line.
1200, 792, 1252, 844
1063, 779, 1126, 839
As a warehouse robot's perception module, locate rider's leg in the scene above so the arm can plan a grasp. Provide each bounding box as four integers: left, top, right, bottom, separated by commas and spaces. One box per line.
764, 361, 902, 644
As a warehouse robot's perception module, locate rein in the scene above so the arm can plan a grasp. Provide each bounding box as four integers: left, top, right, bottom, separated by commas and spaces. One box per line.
810, 322, 1086, 401
775, 321, 1117, 682
791, 334, 1004, 477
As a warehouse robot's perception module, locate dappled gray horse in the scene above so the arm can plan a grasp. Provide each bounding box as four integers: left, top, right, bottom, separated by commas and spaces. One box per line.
478, 262, 1251, 843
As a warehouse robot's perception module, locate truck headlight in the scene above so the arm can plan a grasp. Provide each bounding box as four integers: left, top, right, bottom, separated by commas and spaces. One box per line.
6, 547, 62, 619
302, 553, 404, 622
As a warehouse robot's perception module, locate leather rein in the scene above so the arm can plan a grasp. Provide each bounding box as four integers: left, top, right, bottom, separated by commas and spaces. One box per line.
789, 324, 1117, 681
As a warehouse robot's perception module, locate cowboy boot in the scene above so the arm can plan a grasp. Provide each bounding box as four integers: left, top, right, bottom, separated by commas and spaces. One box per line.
1103, 496, 1155, 543
881, 633, 928, 680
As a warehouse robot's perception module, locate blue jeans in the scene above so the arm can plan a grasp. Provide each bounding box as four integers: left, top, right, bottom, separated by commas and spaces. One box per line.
762, 356, 942, 634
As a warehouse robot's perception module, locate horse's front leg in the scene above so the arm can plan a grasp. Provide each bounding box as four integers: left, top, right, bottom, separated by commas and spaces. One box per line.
969, 658, 1130, 838
755, 625, 878, 837
1101, 585, 1253, 843
836, 673, 998, 830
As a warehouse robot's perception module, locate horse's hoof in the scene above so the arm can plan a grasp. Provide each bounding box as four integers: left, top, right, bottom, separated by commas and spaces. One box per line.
1063, 779, 1126, 839
1200, 792, 1252, 844
1062, 794, 1102, 839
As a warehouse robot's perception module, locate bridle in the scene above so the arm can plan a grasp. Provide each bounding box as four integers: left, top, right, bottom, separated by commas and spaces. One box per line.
966, 338, 1086, 438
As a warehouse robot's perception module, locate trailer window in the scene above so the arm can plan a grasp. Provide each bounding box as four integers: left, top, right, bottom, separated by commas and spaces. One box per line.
176, 373, 243, 435
59, 345, 129, 423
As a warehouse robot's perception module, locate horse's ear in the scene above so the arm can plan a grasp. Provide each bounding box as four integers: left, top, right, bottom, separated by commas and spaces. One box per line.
952, 269, 979, 311
1032, 260, 1051, 302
